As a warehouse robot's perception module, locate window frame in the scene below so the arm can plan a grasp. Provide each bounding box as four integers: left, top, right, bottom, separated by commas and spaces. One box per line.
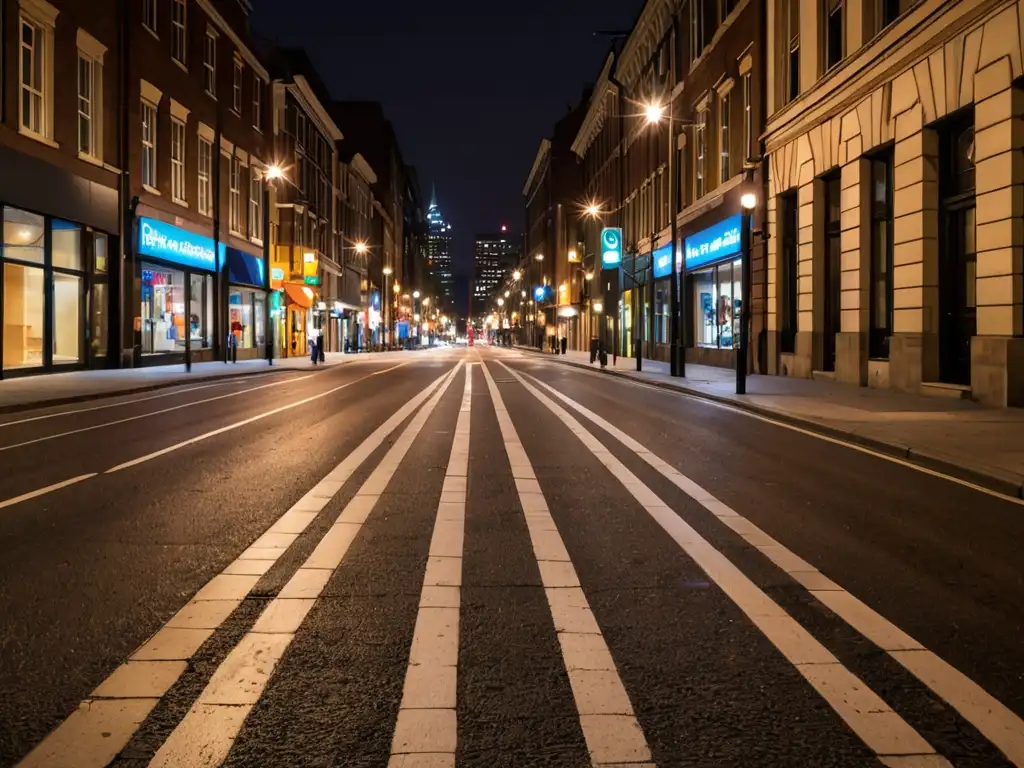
198, 135, 213, 216
229, 155, 242, 235
695, 109, 707, 200
779, 190, 799, 353
719, 92, 731, 184
742, 71, 752, 164
823, 0, 845, 73
232, 57, 243, 115
204, 28, 218, 98
253, 79, 263, 132
869, 150, 894, 358
785, 0, 800, 105
19, 12, 55, 142
77, 54, 96, 158
142, 0, 158, 36
141, 99, 158, 190
170, 118, 187, 204
171, 0, 187, 66
249, 171, 263, 243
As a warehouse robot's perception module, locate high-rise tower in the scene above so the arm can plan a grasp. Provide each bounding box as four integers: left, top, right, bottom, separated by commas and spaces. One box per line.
426, 184, 454, 305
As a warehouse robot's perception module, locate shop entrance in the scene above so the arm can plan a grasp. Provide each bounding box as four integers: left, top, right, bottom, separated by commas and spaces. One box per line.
822, 174, 842, 372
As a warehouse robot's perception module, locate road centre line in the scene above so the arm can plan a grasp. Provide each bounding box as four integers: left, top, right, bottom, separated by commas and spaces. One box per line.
105, 363, 408, 474
0, 474, 97, 512
515, 365, 1024, 768
516, 351, 1024, 507
149, 361, 465, 768
481, 362, 654, 766
0, 373, 318, 453
389, 362, 473, 764
499, 361, 949, 765
16, 362, 460, 768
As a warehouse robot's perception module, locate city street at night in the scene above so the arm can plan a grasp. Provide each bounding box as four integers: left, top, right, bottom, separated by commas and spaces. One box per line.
1, 347, 1022, 767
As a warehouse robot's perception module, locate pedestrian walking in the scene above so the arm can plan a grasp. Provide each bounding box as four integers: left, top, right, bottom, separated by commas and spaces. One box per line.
309, 335, 318, 365
318, 330, 326, 363
560, 336, 567, 355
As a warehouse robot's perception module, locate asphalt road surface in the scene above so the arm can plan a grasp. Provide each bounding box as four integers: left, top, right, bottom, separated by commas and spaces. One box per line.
1, 346, 1022, 768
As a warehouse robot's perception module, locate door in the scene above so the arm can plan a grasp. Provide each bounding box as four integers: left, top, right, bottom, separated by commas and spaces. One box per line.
823, 175, 842, 371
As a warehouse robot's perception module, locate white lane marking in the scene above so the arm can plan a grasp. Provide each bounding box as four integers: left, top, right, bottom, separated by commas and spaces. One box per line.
499, 361, 949, 765
17, 363, 459, 768
106, 363, 405, 473
513, 351, 1024, 507
517, 365, 1024, 767
0, 380, 246, 428
0, 474, 96, 511
149, 362, 465, 768
481, 362, 653, 767
389, 363, 472, 765
0, 374, 316, 452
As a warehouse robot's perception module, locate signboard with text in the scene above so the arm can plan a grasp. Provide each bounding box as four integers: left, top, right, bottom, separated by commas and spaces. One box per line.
683, 214, 742, 271
137, 217, 224, 272
652, 243, 674, 279
601, 227, 622, 266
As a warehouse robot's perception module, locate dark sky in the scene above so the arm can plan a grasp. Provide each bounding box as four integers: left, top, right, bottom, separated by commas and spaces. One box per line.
254, 0, 641, 282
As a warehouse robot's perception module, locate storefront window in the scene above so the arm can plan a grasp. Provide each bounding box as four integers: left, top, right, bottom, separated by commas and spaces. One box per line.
3, 208, 45, 264
693, 259, 742, 349
91, 282, 108, 358
141, 264, 186, 354
190, 273, 213, 348
654, 283, 669, 344
3, 262, 45, 369
229, 288, 255, 348
255, 294, 266, 348
52, 220, 83, 270
53, 272, 83, 363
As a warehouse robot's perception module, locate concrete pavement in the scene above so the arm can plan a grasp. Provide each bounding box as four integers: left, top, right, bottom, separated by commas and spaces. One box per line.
2, 347, 1022, 767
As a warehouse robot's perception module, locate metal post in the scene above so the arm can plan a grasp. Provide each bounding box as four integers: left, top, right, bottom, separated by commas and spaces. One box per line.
737, 204, 752, 395
263, 180, 273, 365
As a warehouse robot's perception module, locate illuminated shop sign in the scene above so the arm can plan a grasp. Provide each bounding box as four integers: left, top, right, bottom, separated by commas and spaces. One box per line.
601, 227, 622, 266
652, 243, 674, 279
683, 214, 742, 271
137, 217, 224, 272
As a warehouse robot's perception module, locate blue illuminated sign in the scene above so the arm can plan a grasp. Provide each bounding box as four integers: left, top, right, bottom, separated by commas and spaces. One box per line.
138, 217, 224, 272
534, 285, 553, 303
683, 214, 742, 271
601, 227, 622, 266
652, 243, 674, 279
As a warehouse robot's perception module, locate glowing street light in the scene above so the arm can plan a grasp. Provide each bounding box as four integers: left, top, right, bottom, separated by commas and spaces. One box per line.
504, 290, 510, 298
585, 271, 594, 281
645, 102, 665, 124
413, 290, 421, 299
497, 297, 505, 307
521, 290, 527, 298
741, 192, 758, 211
266, 164, 284, 182
534, 253, 544, 261
584, 202, 602, 218
356, 242, 369, 255
381, 265, 392, 276
512, 269, 521, 281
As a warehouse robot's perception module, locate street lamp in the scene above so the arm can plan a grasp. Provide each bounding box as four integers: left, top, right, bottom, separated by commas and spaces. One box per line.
262, 164, 284, 366
381, 261, 392, 350
644, 102, 665, 124
737, 179, 757, 396
513, 269, 521, 281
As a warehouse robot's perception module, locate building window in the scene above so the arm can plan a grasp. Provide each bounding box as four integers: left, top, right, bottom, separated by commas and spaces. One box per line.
720, 93, 731, 183
171, 0, 186, 65
693, 260, 741, 349
690, 0, 704, 61
204, 30, 217, 96
77, 55, 97, 157
779, 191, 798, 353
824, 0, 844, 72
879, 0, 901, 29
785, 0, 800, 104
743, 72, 752, 163
20, 17, 50, 137
869, 151, 894, 358
695, 109, 707, 199
141, 100, 157, 188
229, 157, 242, 234
171, 118, 186, 203
232, 58, 243, 114
253, 79, 263, 131
250, 173, 263, 240
143, 0, 157, 35
198, 136, 212, 215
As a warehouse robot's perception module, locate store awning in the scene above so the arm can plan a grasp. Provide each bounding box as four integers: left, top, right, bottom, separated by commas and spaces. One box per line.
283, 283, 314, 309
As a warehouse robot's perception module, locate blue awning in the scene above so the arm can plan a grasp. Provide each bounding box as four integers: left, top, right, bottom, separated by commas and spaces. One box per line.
226, 247, 265, 288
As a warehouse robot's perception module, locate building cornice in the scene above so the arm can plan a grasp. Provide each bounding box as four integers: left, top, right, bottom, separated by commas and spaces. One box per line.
290, 76, 344, 142
616, 0, 678, 90
522, 138, 551, 197
571, 53, 618, 158
196, 0, 268, 82
351, 152, 377, 185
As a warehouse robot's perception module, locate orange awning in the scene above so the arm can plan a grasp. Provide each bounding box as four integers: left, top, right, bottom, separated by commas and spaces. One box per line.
283, 283, 314, 309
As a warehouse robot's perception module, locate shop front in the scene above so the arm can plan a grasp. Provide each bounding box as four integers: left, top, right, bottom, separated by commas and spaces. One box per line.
648, 243, 674, 361
1, 207, 114, 377
225, 247, 268, 362
136, 217, 220, 365
683, 214, 743, 368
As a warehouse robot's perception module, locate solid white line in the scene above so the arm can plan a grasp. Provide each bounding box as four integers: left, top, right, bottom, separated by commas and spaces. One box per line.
481, 362, 653, 766
0, 374, 317, 452
0, 474, 97, 511
106, 364, 404, 473
515, 364, 1024, 767
510, 350, 1024, 506
149, 361, 465, 768
389, 363, 472, 764
499, 360, 949, 765
16, 363, 458, 768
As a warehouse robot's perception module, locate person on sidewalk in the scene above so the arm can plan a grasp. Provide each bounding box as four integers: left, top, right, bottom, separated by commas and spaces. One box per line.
309, 335, 318, 365
561, 337, 567, 355
318, 330, 326, 364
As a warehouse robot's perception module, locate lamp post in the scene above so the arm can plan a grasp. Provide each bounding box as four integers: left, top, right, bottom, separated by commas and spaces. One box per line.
263, 164, 284, 365
738, 180, 757, 395
413, 290, 421, 346
381, 258, 391, 351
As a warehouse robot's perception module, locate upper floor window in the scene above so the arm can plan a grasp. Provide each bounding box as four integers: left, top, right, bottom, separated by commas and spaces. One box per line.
141, 100, 157, 189
873, 0, 911, 35
171, 118, 186, 204
232, 58, 243, 114
719, 92, 731, 183
695, 109, 707, 199
253, 79, 263, 131
785, 0, 800, 103
250, 172, 263, 241
20, 10, 56, 140
77, 53, 102, 158
824, 0, 844, 72
229, 156, 242, 233
171, 0, 186, 65
204, 29, 217, 96
742, 71, 752, 162
198, 135, 212, 216
143, 0, 158, 35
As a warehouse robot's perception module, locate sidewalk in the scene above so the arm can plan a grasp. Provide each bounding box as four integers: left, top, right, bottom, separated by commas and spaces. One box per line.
514, 346, 1024, 498
0, 351, 372, 413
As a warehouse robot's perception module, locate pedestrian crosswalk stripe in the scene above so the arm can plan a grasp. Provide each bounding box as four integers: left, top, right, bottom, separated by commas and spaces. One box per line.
515, 363, 1024, 768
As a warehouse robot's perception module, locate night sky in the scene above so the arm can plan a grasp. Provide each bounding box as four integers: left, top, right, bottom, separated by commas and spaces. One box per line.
254, 0, 641, 289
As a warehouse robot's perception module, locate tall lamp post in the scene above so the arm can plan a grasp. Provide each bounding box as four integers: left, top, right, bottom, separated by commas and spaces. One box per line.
737, 180, 757, 395
381, 259, 392, 350
413, 290, 421, 346
262, 164, 284, 365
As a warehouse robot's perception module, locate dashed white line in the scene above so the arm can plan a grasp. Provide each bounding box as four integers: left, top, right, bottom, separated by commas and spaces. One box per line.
0, 474, 97, 512
500, 360, 949, 766
148, 361, 465, 767
481, 362, 653, 767
515, 364, 1024, 768
390, 362, 473, 766
16, 363, 458, 768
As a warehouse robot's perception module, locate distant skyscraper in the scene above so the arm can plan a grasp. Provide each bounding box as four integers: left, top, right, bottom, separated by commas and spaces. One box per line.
474, 230, 520, 309
426, 184, 454, 305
